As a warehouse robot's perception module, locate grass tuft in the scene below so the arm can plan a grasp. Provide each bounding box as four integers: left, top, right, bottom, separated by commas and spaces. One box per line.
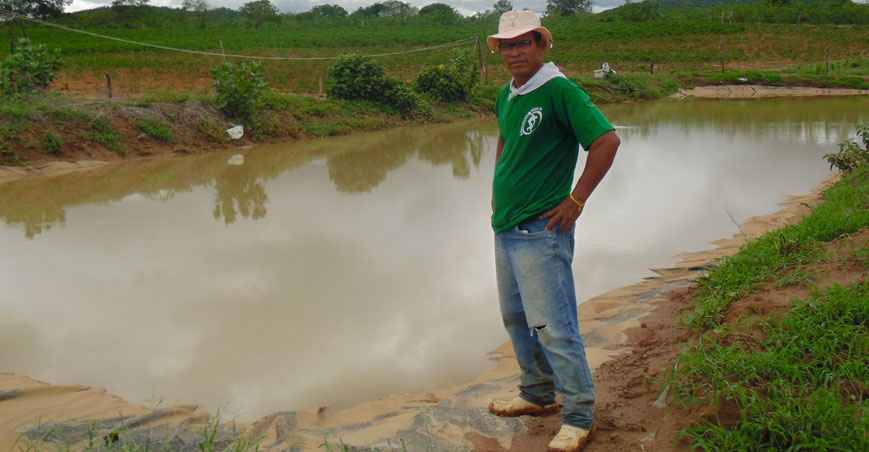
135, 118, 174, 143
87, 116, 124, 155
673, 281, 869, 451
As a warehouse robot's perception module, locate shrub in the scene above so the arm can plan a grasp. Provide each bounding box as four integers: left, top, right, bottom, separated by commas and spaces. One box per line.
384, 80, 431, 118
825, 124, 868, 172
327, 55, 427, 118
0, 38, 62, 97
135, 118, 174, 143
415, 65, 467, 102
326, 55, 391, 101
43, 132, 63, 154
415, 49, 479, 103
211, 61, 269, 121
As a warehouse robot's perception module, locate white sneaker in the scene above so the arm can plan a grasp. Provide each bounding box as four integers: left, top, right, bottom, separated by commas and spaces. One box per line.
488, 396, 560, 417
547, 424, 592, 452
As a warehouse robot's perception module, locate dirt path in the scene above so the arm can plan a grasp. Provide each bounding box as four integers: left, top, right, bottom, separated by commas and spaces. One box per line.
674, 85, 869, 99
0, 176, 843, 451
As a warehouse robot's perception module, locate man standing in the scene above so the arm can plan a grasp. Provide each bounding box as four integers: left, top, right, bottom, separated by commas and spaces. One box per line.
486, 10, 620, 452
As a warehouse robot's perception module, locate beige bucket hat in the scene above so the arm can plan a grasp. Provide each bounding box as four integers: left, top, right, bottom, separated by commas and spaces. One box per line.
487, 10, 553, 52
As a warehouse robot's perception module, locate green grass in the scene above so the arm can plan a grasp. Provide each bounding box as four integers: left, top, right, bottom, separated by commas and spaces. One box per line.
42, 132, 63, 154
687, 165, 869, 330
134, 117, 173, 143
2, 6, 867, 96
672, 281, 869, 451
773, 269, 815, 289
87, 116, 124, 154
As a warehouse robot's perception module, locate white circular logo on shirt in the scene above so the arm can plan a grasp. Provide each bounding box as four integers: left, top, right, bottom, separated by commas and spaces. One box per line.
520, 107, 543, 136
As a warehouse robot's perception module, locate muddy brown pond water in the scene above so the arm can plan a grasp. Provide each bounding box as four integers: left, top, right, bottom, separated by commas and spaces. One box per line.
1, 97, 867, 423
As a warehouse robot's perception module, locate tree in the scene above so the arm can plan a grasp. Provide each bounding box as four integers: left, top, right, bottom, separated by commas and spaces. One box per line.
181, 0, 209, 28
379, 0, 417, 17
354, 1, 416, 18
493, 0, 513, 14
2, 0, 72, 18
546, 0, 591, 16
309, 4, 348, 18
419, 3, 460, 23
110, 0, 149, 23
111, 0, 149, 7
239, 0, 279, 28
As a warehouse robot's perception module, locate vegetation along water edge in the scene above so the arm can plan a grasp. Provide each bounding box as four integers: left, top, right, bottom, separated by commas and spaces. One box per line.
1, 0, 868, 169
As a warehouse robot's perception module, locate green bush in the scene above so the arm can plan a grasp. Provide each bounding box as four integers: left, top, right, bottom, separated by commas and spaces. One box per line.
415, 49, 479, 103
415, 65, 467, 102
135, 118, 174, 143
211, 61, 269, 121
825, 124, 868, 172
0, 38, 62, 97
43, 132, 63, 154
383, 80, 431, 118
326, 55, 391, 101
327, 55, 427, 118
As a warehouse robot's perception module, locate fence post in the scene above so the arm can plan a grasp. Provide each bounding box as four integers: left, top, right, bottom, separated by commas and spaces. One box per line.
105, 73, 112, 99
476, 36, 487, 83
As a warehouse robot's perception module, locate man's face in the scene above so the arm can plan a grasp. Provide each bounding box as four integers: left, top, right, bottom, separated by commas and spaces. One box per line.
498, 32, 546, 80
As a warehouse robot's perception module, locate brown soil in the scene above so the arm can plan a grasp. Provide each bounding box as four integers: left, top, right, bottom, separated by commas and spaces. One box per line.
675, 85, 869, 99
53, 69, 214, 101
469, 229, 868, 452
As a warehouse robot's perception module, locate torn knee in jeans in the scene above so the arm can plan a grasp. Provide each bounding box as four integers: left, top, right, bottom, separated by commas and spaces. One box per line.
530, 324, 547, 336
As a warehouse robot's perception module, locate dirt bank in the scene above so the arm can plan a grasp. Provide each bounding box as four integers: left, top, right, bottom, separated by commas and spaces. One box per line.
1, 170, 842, 450
675, 84, 869, 99
0, 92, 489, 183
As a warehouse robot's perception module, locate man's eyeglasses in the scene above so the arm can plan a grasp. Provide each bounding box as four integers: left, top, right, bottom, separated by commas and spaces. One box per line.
499, 39, 533, 52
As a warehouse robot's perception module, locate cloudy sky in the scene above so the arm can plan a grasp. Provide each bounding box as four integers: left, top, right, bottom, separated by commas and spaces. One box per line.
67, 0, 627, 16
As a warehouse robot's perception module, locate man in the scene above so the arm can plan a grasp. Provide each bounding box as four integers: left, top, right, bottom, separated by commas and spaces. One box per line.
485, 10, 620, 452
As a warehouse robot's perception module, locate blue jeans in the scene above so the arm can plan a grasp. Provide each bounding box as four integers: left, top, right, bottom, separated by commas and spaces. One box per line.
494, 217, 595, 429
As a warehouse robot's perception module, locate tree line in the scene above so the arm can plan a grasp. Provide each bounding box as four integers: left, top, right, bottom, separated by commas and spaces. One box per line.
2, 0, 865, 27
1, 0, 592, 23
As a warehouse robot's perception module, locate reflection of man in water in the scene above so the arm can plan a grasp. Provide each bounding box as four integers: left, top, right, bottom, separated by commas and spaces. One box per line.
485, 11, 620, 452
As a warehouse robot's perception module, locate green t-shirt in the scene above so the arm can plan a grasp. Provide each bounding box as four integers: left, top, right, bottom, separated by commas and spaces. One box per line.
491, 76, 613, 233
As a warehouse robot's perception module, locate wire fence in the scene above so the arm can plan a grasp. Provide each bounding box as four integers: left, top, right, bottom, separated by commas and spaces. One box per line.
1, 12, 477, 62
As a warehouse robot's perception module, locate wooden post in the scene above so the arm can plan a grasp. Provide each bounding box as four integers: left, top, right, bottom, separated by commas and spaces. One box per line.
105, 73, 112, 99
649, 61, 655, 74
476, 36, 487, 83
219, 40, 226, 63
318, 77, 324, 97
825, 48, 831, 74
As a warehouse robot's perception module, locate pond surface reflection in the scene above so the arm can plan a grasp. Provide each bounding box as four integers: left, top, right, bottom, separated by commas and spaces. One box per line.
1, 96, 865, 419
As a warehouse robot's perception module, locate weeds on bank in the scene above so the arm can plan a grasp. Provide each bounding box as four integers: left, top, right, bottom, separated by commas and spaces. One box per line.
14, 413, 262, 452
134, 118, 174, 143
87, 116, 124, 155
672, 281, 869, 451
686, 165, 868, 330
42, 132, 63, 154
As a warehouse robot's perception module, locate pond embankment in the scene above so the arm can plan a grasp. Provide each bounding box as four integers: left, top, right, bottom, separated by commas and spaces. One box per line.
2, 84, 867, 186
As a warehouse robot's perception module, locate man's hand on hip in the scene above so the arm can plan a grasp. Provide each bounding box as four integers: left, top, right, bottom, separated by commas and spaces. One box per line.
542, 198, 583, 232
